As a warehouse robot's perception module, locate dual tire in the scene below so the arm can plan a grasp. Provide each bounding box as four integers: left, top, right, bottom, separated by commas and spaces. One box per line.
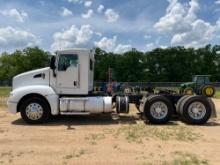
144, 95, 212, 125
176, 95, 211, 124
144, 95, 173, 124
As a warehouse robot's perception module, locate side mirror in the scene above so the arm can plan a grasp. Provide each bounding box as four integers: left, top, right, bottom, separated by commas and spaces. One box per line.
50, 56, 56, 70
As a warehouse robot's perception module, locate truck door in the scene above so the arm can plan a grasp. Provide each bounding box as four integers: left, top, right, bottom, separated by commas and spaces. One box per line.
56, 54, 79, 90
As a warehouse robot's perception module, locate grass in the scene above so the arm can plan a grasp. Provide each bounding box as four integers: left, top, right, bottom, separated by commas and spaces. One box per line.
142, 152, 208, 165
0, 87, 11, 97
113, 124, 202, 143
0, 87, 11, 108
64, 149, 86, 159
166, 151, 208, 165
214, 88, 220, 99
85, 133, 105, 145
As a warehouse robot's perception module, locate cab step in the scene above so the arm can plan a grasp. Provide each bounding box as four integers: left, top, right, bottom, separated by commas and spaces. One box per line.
60, 112, 90, 115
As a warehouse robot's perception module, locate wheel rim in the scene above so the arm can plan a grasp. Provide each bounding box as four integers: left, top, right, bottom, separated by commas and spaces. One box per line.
25, 103, 43, 120
150, 101, 168, 119
205, 87, 214, 96
188, 102, 206, 120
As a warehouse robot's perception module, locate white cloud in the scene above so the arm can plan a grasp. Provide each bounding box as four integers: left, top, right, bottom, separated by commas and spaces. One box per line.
0, 26, 39, 49
171, 20, 214, 47
82, 9, 93, 19
114, 44, 132, 53
94, 36, 132, 53
144, 35, 151, 40
215, 0, 220, 4
212, 18, 220, 39
95, 32, 102, 37
61, 7, 72, 17
84, 1, 92, 7
97, 5, 104, 13
94, 36, 117, 51
146, 43, 155, 50
105, 9, 119, 23
0, 9, 28, 23
51, 24, 93, 50
154, 0, 191, 34
154, 0, 214, 47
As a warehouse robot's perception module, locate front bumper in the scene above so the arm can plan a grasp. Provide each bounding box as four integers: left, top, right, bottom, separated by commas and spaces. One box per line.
7, 101, 17, 114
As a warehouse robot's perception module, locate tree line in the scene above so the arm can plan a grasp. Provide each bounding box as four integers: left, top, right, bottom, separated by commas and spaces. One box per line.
0, 45, 220, 82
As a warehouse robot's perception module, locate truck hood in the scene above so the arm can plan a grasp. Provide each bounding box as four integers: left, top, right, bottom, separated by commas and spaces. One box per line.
13, 67, 50, 90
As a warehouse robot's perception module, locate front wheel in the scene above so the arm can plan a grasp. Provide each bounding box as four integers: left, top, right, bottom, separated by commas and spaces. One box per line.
20, 97, 50, 124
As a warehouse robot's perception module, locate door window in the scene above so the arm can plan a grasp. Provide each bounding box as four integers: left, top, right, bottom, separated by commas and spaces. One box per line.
58, 54, 78, 71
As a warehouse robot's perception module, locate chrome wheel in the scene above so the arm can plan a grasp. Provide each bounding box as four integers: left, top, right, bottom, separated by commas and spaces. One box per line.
25, 103, 43, 120
150, 101, 168, 119
188, 102, 206, 120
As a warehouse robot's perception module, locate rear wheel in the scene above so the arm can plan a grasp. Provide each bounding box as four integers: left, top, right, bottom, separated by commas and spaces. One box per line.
144, 95, 173, 124
201, 85, 215, 97
20, 97, 50, 124
176, 95, 190, 114
180, 96, 211, 125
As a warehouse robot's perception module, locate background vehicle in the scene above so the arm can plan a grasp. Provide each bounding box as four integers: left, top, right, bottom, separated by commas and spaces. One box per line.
180, 75, 215, 97
7, 49, 217, 125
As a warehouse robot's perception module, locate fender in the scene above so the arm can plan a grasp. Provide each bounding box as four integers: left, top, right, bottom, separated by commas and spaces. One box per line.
8, 85, 59, 115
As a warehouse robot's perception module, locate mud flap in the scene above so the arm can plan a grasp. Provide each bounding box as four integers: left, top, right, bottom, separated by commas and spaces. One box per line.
207, 98, 217, 118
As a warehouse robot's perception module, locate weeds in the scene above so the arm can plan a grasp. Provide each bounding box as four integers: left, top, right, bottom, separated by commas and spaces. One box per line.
142, 152, 208, 165
85, 133, 105, 145
114, 124, 201, 143
64, 149, 86, 159
167, 151, 208, 165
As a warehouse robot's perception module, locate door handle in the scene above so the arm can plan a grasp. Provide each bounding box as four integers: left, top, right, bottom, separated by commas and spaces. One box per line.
73, 81, 77, 86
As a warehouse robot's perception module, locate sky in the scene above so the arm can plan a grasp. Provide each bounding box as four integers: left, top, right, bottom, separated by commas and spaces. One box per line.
0, 0, 220, 53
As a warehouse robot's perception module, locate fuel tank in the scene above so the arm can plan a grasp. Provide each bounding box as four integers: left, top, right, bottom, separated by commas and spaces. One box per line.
59, 96, 112, 113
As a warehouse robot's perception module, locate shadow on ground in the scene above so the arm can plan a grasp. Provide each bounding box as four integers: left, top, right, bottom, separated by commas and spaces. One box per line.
11, 113, 220, 129
11, 113, 142, 127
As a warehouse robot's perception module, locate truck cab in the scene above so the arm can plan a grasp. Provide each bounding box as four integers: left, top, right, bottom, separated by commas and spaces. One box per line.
7, 48, 112, 124
50, 49, 94, 95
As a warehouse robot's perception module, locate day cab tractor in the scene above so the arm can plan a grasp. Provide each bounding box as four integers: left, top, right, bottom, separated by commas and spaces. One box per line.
180, 75, 215, 97
7, 48, 217, 125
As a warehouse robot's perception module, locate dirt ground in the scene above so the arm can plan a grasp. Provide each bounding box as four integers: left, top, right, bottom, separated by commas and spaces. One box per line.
0, 98, 220, 165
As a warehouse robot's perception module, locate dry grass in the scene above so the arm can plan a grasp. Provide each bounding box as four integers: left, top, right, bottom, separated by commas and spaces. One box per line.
85, 133, 105, 145
113, 124, 202, 144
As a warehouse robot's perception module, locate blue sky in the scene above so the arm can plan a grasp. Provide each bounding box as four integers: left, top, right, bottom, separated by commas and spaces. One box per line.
0, 0, 220, 53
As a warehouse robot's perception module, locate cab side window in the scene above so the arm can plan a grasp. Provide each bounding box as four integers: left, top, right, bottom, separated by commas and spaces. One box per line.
58, 54, 78, 71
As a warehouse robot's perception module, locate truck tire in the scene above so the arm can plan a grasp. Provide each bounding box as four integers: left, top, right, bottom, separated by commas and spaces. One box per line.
144, 95, 173, 124
176, 95, 190, 114
201, 85, 215, 97
20, 97, 50, 124
180, 96, 211, 125
183, 87, 194, 95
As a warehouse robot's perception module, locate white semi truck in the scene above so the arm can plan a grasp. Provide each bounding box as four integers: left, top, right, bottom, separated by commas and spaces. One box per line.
7, 48, 217, 124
